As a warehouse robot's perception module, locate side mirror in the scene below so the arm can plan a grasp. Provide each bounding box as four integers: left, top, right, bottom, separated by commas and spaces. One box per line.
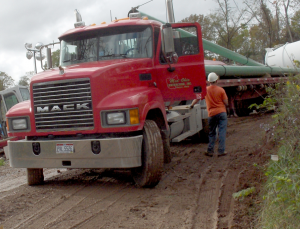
161, 24, 178, 71
162, 23, 175, 54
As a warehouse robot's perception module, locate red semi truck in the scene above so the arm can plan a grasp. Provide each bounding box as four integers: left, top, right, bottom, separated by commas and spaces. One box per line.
0, 86, 30, 154
6, 10, 208, 187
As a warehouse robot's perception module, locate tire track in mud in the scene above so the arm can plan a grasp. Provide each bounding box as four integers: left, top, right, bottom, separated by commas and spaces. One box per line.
149, 142, 217, 229
1, 178, 86, 226
71, 143, 206, 229
9, 182, 97, 228
44, 183, 133, 228
13, 177, 130, 229
72, 144, 201, 229
68, 187, 141, 229
217, 169, 240, 229
2, 170, 112, 228
191, 155, 231, 229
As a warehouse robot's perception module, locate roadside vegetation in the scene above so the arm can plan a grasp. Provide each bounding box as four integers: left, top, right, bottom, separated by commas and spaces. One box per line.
0, 158, 5, 166
253, 75, 300, 228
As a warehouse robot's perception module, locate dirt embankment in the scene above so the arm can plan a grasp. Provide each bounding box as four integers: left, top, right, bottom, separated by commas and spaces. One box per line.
0, 114, 272, 229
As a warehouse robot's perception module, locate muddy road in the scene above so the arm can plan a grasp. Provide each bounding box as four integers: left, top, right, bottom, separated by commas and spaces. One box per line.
0, 114, 271, 229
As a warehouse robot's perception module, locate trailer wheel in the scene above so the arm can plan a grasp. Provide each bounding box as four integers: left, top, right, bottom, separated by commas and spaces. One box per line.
27, 168, 44, 186
235, 100, 250, 117
132, 120, 164, 188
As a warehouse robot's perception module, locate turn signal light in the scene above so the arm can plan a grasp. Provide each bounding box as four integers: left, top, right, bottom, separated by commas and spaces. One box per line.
129, 109, 139, 125
6, 119, 9, 131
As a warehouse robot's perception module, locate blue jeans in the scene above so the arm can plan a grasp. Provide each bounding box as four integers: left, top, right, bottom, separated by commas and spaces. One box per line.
207, 112, 227, 154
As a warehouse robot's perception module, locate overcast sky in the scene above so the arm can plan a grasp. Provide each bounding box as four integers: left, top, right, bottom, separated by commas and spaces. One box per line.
0, 0, 220, 83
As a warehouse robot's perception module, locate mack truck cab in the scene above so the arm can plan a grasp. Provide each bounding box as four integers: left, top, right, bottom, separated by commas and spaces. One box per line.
6, 11, 207, 187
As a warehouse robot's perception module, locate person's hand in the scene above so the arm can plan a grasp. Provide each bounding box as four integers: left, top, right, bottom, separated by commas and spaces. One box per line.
190, 105, 194, 109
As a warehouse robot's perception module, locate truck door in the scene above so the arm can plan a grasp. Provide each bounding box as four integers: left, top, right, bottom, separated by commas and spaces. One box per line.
154, 22, 206, 103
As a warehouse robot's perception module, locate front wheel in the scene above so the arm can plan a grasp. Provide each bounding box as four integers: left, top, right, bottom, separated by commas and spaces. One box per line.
27, 168, 44, 186
132, 120, 164, 188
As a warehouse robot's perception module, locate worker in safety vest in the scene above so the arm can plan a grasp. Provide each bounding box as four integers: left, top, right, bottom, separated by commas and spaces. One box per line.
190, 72, 228, 156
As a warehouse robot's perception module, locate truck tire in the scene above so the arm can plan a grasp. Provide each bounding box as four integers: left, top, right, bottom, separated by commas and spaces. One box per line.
132, 120, 164, 188
200, 119, 209, 143
235, 100, 250, 117
162, 136, 172, 163
192, 119, 209, 143
27, 168, 44, 186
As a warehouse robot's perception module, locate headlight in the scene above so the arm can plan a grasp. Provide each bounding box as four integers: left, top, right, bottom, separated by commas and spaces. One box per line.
12, 118, 27, 130
101, 108, 139, 127
107, 112, 126, 125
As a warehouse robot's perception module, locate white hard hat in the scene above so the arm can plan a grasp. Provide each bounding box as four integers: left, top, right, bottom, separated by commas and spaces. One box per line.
207, 72, 219, 82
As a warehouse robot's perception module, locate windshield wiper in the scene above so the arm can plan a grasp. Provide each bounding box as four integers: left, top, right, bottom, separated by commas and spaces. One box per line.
63, 58, 77, 63
99, 54, 127, 58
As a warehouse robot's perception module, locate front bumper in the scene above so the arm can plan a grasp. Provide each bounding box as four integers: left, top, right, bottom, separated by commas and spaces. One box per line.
8, 136, 143, 168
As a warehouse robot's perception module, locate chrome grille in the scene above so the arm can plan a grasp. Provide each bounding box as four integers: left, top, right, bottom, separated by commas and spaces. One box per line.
33, 78, 94, 132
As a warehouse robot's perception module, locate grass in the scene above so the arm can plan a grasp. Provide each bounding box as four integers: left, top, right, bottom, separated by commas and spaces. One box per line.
0, 159, 4, 166
257, 75, 300, 228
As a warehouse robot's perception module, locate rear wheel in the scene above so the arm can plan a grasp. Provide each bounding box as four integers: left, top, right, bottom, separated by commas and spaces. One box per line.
192, 119, 209, 143
199, 119, 209, 143
235, 100, 250, 117
27, 168, 44, 186
162, 136, 172, 163
132, 120, 164, 188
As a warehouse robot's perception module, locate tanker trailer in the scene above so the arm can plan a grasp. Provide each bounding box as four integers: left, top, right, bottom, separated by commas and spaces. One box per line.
265, 41, 300, 69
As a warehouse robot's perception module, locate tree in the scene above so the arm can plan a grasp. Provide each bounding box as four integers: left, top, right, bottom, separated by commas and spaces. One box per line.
52, 49, 60, 67
211, 0, 253, 52
43, 49, 60, 69
18, 76, 30, 87
180, 14, 218, 59
0, 71, 15, 91
18, 71, 34, 87
245, 0, 275, 47
180, 14, 216, 42
276, 0, 294, 42
291, 10, 300, 40
268, 0, 300, 42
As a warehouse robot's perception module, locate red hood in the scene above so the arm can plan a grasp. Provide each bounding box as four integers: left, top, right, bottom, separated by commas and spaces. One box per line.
6, 100, 31, 117
31, 58, 145, 83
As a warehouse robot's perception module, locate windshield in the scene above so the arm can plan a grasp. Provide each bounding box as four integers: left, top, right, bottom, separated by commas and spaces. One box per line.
4, 93, 19, 111
20, 88, 30, 101
60, 26, 153, 67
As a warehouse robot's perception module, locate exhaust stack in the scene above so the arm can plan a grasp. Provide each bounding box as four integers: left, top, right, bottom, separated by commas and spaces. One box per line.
166, 0, 175, 23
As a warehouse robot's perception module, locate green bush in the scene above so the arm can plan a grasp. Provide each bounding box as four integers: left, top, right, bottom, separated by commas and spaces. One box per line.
258, 75, 300, 228
233, 187, 256, 200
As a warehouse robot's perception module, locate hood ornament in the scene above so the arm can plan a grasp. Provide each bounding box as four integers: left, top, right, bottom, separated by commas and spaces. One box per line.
59, 66, 64, 75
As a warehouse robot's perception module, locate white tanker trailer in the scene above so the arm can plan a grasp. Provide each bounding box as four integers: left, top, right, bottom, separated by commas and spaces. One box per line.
265, 41, 300, 69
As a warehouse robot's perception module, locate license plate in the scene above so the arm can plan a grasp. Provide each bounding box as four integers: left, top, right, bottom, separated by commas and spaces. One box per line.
56, 143, 74, 154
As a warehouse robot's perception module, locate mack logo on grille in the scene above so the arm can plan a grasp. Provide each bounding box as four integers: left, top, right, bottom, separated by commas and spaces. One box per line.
37, 103, 90, 113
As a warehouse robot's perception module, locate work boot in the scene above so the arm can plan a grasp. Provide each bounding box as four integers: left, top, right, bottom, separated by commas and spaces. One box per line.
218, 151, 227, 157
205, 152, 214, 157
